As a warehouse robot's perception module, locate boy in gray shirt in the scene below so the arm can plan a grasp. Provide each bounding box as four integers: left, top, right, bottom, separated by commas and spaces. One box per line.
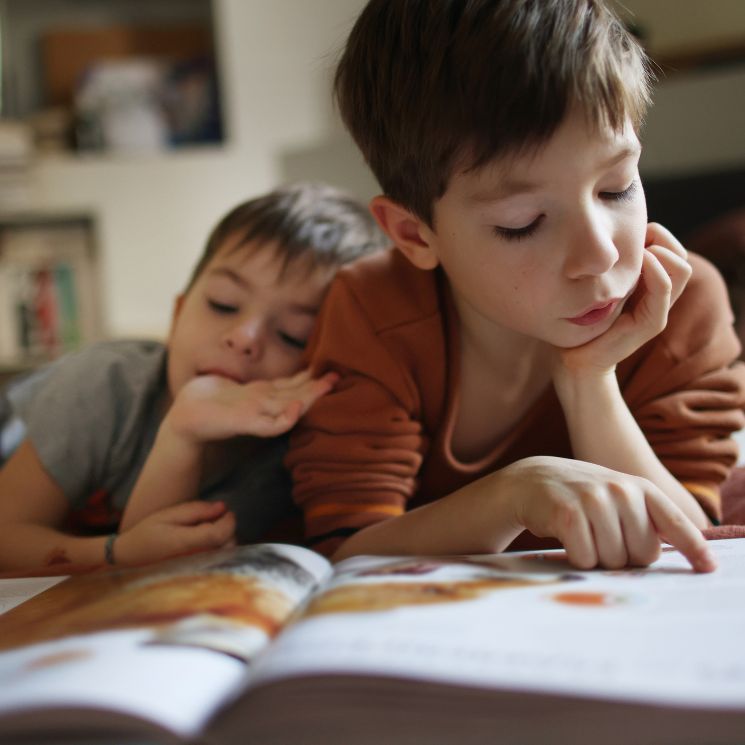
0, 182, 385, 573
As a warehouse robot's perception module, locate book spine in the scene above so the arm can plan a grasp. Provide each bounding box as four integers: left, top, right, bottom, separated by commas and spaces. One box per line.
0, 265, 20, 363
33, 266, 59, 357
53, 262, 81, 351
14, 267, 38, 359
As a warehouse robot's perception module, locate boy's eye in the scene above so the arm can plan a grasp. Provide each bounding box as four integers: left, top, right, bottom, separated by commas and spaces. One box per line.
208, 299, 238, 314
600, 181, 638, 203
278, 331, 307, 350
492, 215, 543, 242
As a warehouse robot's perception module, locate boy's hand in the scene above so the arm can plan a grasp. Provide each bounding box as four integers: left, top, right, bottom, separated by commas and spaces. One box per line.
115, 500, 236, 566
167, 369, 339, 443
557, 223, 691, 376
500, 456, 716, 573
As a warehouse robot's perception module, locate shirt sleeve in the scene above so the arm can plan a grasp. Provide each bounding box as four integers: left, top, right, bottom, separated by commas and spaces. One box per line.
17, 347, 120, 506
621, 253, 745, 522
16, 342, 164, 510
286, 276, 427, 556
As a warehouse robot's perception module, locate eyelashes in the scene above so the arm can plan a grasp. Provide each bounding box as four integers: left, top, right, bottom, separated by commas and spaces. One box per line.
208, 299, 237, 314
492, 217, 543, 242
599, 180, 638, 203
491, 181, 639, 242
278, 331, 307, 349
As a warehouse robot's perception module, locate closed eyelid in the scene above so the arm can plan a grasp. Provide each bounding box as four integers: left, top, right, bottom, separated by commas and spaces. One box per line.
278, 331, 308, 350
599, 180, 639, 202
204, 276, 244, 310
492, 215, 544, 241
208, 299, 238, 313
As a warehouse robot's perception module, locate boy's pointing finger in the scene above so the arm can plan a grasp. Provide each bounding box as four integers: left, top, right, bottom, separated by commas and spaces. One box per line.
645, 492, 717, 573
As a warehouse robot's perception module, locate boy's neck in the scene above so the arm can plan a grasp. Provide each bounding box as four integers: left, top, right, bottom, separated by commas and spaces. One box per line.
452, 301, 553, 462
453, 294, 551, 382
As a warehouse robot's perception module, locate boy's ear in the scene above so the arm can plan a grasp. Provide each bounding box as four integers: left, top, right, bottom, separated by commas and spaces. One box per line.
369, 195, 440, 270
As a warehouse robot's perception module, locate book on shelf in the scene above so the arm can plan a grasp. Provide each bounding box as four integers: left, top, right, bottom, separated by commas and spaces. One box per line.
0, 539, 744, 745
0, 221, 97, 368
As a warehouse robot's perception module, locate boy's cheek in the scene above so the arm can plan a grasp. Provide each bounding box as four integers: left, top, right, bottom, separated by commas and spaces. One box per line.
621, 274, 645, 316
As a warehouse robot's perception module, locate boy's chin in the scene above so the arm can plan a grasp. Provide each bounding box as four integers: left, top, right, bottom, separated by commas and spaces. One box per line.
553, 324, 611, 350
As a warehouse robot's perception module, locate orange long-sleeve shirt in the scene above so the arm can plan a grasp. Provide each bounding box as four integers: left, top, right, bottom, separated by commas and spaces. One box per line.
287, 249, 745, 557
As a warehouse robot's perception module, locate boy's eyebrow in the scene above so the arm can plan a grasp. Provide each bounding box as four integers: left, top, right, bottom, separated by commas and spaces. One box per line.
467, 145, 642, 205
207, 266, 257, 293
206, 266, 321, 315
467, 179, 539, 204
599, 144, 642, 169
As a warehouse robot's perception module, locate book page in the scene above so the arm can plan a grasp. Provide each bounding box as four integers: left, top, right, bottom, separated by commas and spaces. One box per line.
0, 543, 331, 739
0, 576, 66, 614
251, 538, 745, 711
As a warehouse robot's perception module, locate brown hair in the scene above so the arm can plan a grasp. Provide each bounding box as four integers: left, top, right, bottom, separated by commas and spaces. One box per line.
334, 0, 654, 225
185, 182, 387, 290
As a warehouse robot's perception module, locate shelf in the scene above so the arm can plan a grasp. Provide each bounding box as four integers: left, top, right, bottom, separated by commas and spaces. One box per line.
0, 0, 224, 157
0, 214, 103, 368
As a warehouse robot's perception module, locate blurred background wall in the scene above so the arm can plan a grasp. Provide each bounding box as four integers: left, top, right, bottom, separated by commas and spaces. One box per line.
0, 0, 369, 353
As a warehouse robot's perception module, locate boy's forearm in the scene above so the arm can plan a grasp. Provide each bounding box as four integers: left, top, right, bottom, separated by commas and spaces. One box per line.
332, 472, 523, 562
120, 423, 204, 531
0, 524, 111, 573
553, 367, 709, 527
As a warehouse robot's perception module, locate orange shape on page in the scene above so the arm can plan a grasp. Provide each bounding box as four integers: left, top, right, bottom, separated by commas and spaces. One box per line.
551, 591, 620, 607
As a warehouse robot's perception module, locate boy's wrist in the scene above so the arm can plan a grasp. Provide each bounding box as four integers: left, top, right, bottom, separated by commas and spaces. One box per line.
111, 529, 133, 566
103, 533, 118, 566
552, 363, 619, 408
157, 413, 208, 461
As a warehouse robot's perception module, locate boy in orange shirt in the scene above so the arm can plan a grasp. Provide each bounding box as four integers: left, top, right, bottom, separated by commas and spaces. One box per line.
286, 0, 745, 571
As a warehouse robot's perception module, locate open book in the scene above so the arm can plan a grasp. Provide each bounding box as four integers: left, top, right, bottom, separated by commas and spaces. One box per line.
0, 539, 744, 745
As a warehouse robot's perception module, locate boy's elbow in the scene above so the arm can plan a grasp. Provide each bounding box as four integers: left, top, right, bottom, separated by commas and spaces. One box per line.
330, 538, 356, 563
328, 518, 399, 562
327, 525, 377, 563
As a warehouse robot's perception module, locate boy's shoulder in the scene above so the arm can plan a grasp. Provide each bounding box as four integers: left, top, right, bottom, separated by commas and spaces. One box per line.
53, 339, 166, 387
68, 338, 165, 364
5, 339, 167, 476
9, 339, 166, 412
686, 250, 728, 292
672, 251, 733, 326
331, 248, 444, 333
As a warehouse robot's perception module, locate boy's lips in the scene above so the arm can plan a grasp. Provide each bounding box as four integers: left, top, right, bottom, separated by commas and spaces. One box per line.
197, 368, 247, 384
566, 299, 620, 326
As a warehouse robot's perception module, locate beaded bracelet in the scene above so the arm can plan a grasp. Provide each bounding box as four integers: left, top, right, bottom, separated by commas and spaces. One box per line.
104, 533, 118, 566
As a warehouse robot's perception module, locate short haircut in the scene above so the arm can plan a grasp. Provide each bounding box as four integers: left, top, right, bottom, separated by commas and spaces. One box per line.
185, 182, 387, 290
334, 0, 654, 225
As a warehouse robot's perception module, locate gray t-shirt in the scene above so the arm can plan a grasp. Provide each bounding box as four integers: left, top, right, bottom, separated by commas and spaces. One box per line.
0, 340, 294, 543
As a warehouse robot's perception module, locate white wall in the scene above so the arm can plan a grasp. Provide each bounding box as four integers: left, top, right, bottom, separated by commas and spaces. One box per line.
614, 0, 745, 54
641, 64, 745, 176
25, 0, 367, 339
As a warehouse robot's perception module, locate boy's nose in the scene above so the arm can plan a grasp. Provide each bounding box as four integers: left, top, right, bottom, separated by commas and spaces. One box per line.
564, 212, 619, 279
223, 319, 265, 360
